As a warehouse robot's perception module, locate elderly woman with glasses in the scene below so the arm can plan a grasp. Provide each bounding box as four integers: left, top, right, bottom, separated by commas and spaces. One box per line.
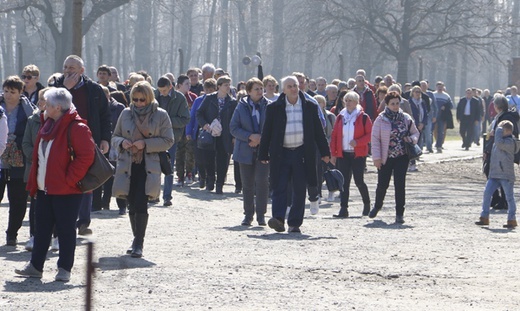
112, 81, 174, 258
16, 87, 95, 282
368, 91, 419, 224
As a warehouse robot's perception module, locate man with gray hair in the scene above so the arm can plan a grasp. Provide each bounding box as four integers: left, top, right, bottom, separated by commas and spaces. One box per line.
325, 84, 338, 110
315, 77, 327, 97
201, 63, 216, 81
54, 54, 111, 235
259, 76, 330, 234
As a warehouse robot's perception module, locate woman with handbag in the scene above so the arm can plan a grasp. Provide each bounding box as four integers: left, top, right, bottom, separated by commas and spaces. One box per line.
16, 88, 95, 282
330, 91, 372, 218
0, 76, 34, 246
196, 76, 237, 194
111, 81, 174, 258
368, 91, 419, 224
230, 78, 269, 226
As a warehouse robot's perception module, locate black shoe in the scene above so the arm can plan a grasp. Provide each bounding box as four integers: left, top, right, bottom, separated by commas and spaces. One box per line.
215, 185, 223, 195
257, 217, 267, 226
199, 179, 206, 189
362, 205, 370, 216
206, 182, 214, 191
333, 206, 348, 218
241, 217, 252, 226
368, 207, 380, 219
395, 216, 405, 224
235, 188, 242, 194
163, 201, 172, 207
268, 217, 285, 232
6, 236, 17, 246
288, 226, 301, 233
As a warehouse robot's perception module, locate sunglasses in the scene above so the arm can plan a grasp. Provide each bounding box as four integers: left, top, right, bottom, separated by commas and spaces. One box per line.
21, 75, 38, 80
132, 98, 146, 103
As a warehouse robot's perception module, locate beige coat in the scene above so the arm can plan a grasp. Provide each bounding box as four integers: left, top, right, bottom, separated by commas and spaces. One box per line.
111, 105, 174, 199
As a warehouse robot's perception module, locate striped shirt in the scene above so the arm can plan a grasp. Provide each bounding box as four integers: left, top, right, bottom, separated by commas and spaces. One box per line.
284, 96, 304, 148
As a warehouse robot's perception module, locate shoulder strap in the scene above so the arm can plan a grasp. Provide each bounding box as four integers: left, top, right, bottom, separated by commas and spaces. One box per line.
67, 120, 80, 160
363, 113, 367, 126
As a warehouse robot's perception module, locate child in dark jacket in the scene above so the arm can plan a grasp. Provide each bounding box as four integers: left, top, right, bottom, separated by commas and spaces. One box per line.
476, 120, 520, 228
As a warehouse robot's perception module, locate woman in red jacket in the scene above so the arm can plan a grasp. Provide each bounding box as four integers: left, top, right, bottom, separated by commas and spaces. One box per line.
330, 91, 372, 218
15, 87, 95, 282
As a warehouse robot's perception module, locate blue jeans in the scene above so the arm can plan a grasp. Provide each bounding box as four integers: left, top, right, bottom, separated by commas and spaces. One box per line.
162, 143, 177, 202
271, 146, 307, 228
473, 121, 482, 144
435, 119, 446, 148
481, 178, 516, 220
76, 192, 93, 228
423, 121, 433, 151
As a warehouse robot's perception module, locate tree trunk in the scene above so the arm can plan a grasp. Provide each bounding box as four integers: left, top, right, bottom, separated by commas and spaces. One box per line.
205, 0, 218, 63
219, 0, 230, 70
72, 0, 83, 57
134, 1, 152, 71
250, 0, 259, 55
445, 48, 457, 96
271, 0, 284, 79
513, 0, 520, 57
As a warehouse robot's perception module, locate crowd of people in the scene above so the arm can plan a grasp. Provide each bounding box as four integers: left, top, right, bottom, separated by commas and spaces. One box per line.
1, 56, 518, 282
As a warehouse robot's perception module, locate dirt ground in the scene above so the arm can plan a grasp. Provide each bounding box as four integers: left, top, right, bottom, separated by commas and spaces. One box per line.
1, 146, 520, 310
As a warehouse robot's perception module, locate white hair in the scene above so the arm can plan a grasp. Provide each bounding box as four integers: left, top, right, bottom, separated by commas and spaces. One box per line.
281, 75, 299, 89
201, 63, 216, 73
44, 87, 72, 111
325, 84, 338, 92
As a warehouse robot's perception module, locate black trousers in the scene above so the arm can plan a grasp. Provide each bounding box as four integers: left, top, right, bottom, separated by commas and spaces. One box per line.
203, 137, 230, 187
459, 116, 474, 148
374, 155, 409, 217
127, 161, 148, 214
0, 171, 28, 239
336, 153, 370, 209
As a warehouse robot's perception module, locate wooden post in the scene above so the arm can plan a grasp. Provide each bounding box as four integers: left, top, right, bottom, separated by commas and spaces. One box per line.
16, 42, 22, 74
178, 48, 184, 76
98, 45, 103, 66
85, 241, 94, 311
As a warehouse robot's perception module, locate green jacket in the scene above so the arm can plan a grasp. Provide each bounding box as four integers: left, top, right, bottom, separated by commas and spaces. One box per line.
22, 110, 42, 183
154, 89, 190, 144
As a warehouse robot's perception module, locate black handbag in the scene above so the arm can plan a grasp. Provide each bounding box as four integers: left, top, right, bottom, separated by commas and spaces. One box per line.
159, 151, 173, 175
323, 162, 344, 192
405, 121, 422, 161
67, 121, 115, 193
197, 129, 215, 150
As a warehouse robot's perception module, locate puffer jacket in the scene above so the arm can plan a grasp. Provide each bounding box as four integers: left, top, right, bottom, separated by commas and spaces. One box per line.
371, 110, 420, 165
111, 102, 174, 200
489, 127, 520, 182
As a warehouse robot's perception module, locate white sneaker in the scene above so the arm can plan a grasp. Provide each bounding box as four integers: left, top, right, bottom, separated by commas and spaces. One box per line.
50, 237, 59, 251
408, 164, 418, 172
55, 267, 70, 282
25, 236, 34, 251
327, 191, 336, 202
310, 201, 319, 215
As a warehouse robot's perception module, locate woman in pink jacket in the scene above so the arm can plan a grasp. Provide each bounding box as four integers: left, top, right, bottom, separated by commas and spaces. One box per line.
368, 91, 419, 224
330, 91, 372, 218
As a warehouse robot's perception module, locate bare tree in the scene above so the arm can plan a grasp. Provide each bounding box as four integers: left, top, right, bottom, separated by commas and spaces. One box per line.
0, 0, 131, 71
318, 0, 511, 83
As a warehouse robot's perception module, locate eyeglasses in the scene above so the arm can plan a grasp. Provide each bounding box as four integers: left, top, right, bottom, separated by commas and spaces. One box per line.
21, 75, 38, 80
132, 98, 146, 103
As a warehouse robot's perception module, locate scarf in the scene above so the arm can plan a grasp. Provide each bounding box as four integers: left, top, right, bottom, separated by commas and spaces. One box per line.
39, 111, 67, 142
130, 101, 156, 164
383, 107, 404, 122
